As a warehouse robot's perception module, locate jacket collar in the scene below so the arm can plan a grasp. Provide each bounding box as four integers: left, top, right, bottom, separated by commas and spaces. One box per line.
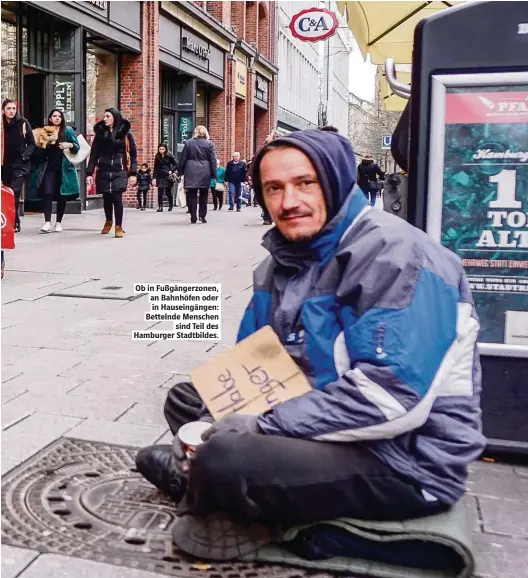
94, 118, 131, 138
262, 187, 369, 269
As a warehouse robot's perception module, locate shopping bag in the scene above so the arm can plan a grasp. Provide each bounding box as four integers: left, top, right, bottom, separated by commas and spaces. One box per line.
176, 179, 187, 208
63, 134, 91, 165
1, 185, 16, 250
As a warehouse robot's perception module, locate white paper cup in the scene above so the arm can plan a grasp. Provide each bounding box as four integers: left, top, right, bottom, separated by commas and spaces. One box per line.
177, 421, 213, 456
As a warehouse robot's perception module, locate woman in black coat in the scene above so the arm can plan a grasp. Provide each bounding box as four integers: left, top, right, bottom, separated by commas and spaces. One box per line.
178, 125, 217, 224
1, 99, 36, 232
153, 143, 177, 212
86, 108, 137, 238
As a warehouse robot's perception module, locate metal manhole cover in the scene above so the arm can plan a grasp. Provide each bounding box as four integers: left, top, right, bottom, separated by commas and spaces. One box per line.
1, 438, 335, 578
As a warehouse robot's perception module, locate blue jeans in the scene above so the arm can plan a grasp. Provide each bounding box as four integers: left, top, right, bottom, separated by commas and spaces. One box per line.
228, 182, 242, 210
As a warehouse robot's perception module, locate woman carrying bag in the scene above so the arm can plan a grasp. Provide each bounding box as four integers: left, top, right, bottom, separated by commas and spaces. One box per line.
211, 158, 225, 211
28, 109, 80, 233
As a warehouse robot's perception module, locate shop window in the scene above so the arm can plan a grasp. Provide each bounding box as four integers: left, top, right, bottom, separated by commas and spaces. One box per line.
162, 112, 175, 153
196, 82, 209, 128
85, 45, 118, 196
1, 9, 18, 101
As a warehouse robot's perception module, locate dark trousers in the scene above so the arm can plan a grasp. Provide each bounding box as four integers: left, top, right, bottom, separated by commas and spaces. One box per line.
137, 189, 148, 208
162, 382, 447, 527
103, 191, 124, 227
212, 186, 223, 210
187, 188, 208, 222
41, 170, 67, 223
2, 172, 26, 229
157, 187, 173, 209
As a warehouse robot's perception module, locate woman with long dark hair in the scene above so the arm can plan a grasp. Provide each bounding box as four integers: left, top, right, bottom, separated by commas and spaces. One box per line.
153, 143, 177, 212
1, 99, 36, 232
28, 109, 80, 233
86, 108, 137, 238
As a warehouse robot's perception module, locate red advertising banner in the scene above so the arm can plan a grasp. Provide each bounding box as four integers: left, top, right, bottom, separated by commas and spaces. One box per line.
1, 185, 16, 250
445, 91, 528, 124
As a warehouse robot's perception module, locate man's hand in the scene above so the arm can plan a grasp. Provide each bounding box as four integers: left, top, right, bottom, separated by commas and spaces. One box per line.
128, 176, 137, 187
59, 142, 73, 150
152, 179, 157, 187
201, 413, 259, 442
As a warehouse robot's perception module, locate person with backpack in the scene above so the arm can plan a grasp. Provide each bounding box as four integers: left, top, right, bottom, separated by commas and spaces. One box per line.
1, 99, 36, 233
153, 144, 177, 212
28, 109, 81, 233
86, 108, 137, 238
357, 154, 385, 206
136, 162, 152, 210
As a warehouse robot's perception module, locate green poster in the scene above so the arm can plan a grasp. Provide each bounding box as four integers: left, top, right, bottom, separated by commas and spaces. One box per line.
441, 85, 528, 346
177, 114, 193, 154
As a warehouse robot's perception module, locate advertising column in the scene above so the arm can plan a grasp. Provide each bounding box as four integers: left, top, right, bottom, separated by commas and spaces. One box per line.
428, 77, 528, 354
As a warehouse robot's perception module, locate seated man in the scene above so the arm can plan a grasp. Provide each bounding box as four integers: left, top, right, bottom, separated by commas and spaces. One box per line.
137, 130, 485, 540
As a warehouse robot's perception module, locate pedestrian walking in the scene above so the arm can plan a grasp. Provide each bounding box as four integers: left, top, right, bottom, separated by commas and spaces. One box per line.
153, 143, 177, 212
225, 152, 247, 212
357, 154, 385, 206
178, 125, 217, 224
86, 108, 137, 238
211, 159, 225, 210
28, 109, 80, 233
1, 99, 36, 232
136, 163, 152, 210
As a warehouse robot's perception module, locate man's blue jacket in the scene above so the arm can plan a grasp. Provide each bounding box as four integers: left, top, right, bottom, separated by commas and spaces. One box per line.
239, 130, 486, 504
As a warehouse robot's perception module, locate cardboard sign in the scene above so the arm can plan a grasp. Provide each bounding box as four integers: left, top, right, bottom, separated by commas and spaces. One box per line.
190, 326, 312, 420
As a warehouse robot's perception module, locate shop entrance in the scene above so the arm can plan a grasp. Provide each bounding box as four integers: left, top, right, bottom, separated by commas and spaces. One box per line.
23, 69, 47, 128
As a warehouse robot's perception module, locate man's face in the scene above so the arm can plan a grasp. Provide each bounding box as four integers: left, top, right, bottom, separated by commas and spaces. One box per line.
260, 147, 327, 242
3, 103, 17, 119
233, 153, 240, 162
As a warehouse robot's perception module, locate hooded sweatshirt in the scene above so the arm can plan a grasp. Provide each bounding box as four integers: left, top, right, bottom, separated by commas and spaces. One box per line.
243, 129, 485, 504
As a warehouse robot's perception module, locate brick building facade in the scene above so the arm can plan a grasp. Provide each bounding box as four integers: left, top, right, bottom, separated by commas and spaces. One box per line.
1, 1, 278, 210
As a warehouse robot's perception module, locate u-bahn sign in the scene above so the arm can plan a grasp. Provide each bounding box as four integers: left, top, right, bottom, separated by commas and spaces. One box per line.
289, 8, 338, 42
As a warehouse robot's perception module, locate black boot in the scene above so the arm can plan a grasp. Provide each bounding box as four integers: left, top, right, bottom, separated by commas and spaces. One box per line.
135, 445, 187, 500
157, 206, 163, 212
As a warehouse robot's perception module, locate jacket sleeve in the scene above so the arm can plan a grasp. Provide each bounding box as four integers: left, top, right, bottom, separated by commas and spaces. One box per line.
178, 143, 188, 175
127, 132, 138, 176
66, 127, 80, 155
225, 161, 231, 182
22, 120, 36, 161
170, 154, 178, 174
86, 135, 100, 176
153, 157, 159, 179
376, 164, 385, 180
258, 244, 477, 442
208, 142, 217, 180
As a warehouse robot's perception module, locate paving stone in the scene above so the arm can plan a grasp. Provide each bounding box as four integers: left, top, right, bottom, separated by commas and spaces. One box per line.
464, 494, 482, 532
479, 495, 528, 538
467, 461, 528, 501
1, 545, 39, 578
1, 413, 82, 467
1, 380, 28, 404
473, 533, 528, 578
66, 419, 165, 447
2, 348, 90, 378
154, 429, 174, 444
2, 392, 134, 422
116, 402, 166, 427
17, 553, 163, 578
70, 378, 170, 405
1, 326, 90, 351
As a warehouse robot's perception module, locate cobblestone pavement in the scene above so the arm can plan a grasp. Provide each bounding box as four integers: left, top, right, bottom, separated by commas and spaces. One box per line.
1, 206, 527, 577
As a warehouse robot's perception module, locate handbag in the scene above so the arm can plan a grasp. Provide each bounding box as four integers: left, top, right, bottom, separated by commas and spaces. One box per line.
63, 134, 91, 166
215, 182, 225, 192
176, 179, 187, 208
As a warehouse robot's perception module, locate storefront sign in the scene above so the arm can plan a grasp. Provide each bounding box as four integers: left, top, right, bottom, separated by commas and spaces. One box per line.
178, 114, 193, 153
54, 75, 75, 124
236, 60, 247, 99
255, 74, 269, 103
182, 36, 211, 60
86, 0, 107, 9
428, 78, 528, 354
289, 8, 338, 42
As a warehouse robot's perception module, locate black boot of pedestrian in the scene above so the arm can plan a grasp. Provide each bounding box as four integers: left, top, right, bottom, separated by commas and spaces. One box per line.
135, 445, 187, 500
157, 206, 163, 212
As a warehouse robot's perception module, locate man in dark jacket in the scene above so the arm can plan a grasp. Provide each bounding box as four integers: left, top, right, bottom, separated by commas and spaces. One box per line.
357, 154, 385, 206
224, 152, 247, 212
178, 126, 217, 223
136, 131, 485, 560
1, 99, 36, 232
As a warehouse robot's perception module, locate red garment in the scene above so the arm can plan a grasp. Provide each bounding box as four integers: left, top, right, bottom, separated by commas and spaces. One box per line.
1, 185, 16, 250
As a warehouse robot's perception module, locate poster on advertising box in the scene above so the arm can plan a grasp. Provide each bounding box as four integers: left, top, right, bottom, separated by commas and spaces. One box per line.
427, 73, 528, 357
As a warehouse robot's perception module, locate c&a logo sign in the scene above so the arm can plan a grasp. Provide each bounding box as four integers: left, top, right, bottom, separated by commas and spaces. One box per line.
289, 8, 338, 42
